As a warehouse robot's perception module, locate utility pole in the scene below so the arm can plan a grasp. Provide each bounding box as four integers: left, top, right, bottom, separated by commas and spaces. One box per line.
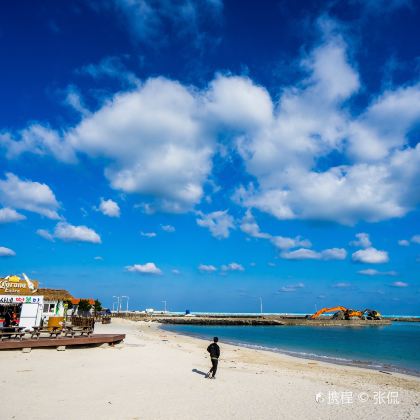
162, 300, 167, 313
259, 297, 263, 315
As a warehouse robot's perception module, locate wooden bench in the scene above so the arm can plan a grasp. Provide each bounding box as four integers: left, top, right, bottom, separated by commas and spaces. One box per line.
0, 327, 25, 341
67, 326, 94, 337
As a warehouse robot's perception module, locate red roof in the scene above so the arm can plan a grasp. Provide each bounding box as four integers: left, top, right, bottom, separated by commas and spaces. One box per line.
72, 298, 95, 305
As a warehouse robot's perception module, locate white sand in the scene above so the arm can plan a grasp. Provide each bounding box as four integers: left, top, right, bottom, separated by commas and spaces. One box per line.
0, 318, 419, 420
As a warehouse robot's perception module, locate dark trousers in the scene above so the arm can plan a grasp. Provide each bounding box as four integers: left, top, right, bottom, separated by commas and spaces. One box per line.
210, 358, 218, 377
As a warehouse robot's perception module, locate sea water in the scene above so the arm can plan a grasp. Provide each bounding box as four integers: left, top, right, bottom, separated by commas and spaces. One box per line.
163, 322, 420, 376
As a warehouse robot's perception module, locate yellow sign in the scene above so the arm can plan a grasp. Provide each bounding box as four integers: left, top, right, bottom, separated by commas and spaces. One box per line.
0, 276, 39, 295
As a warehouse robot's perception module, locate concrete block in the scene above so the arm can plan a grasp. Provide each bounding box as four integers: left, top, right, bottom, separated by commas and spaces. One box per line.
56, 346, 66, 351
22, 348, 31, 353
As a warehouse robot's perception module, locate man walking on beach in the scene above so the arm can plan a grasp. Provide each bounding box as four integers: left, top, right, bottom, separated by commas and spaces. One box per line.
206, 337, 220, 379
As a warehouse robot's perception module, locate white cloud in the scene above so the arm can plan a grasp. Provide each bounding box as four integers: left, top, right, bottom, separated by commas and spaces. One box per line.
350, 233, 372, 248
0, 246, 16, 257
333, 282, 351, 288
358, 269, 397, 276
240, 210, 311, 250
240, 209, 271, 239
171, 269, 180, 274
94, 256, 104, 261
398, 235, 420, 246
99, 198, 120, 217
2, 23, 419, 226
391, 281, 408, 288
352, 247, 389, 264
196, 210, 234, 239
47, 222, 102, 243
321, 248, 348, 260
68, 78, 215, 213
0, 124, 76, 162
411, 235, 420, 244
205, 75, 273, 132
221, 262, 244, 272
280, 247, 347, 261
161, 224, 175, 232
271, 236, 312, 250
348, 84, 420, 161
126, 262, 162, 275
0, 173, 60, 219
0, 207, 26, 223
278, 282, 304, 293
198, 264, 217, 272
140, 231, 157, 238
36, 229, 55, 242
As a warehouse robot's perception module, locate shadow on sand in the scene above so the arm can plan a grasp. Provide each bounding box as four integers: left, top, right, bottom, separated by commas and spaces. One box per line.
192, 369, 207, 377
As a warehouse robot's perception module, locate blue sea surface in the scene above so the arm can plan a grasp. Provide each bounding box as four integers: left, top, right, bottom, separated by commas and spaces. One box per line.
163, 322, 420, 376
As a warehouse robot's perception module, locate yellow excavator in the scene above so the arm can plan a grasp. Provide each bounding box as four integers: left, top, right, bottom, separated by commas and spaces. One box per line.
310, 306, 382, 320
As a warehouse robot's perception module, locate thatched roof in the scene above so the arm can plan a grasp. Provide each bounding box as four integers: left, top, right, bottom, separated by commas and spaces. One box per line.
33, 288, 73, 301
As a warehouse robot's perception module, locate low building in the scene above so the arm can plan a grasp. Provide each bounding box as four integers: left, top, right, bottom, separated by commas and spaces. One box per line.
0, 275, 73, 329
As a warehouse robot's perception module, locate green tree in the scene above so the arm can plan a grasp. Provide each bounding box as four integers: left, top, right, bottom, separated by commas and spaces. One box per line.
77, 299, 92, 312
94, 299, 102, 313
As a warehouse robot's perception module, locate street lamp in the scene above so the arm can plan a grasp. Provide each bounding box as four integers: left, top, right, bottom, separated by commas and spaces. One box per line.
122, 296, 129, 313
259, 297, 263, 315
113, 296, 120, 314
162, 300, 167, 313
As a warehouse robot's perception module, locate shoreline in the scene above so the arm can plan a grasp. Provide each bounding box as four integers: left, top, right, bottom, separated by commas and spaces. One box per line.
1, 318, 419, 419
160, 324, 420, 379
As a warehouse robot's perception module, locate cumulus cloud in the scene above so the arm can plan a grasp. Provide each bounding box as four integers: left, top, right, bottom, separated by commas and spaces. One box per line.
352, 247, 389, 264
280, 247, 347, 261
278, 282, 304, 293
2, 22, 420, 226
0, 173, 60, 219
0, 207, 26, 223
196, 210, 234, 239
0, 246, 16, 257
126, 262, 162, 275
161, 224, 175, 232
398, 239, 410, 246
99, 198, 120, 217
38, 222, 101, 243
221, 262, 244, 272
358, 269, 397, 276
68, 78, 215, 213
198, 264, 217, 272
350, 233, 372, 248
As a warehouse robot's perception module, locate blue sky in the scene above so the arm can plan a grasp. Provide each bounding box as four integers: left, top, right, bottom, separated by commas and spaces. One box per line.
0, 0, 419, 314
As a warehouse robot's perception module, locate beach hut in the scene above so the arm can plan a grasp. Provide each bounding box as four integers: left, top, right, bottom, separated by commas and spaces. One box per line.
33, 288, 73, 321
0, 275, 43, 329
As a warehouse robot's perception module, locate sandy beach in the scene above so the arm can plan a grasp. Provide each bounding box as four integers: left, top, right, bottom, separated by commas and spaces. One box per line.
1, 318, 419, 420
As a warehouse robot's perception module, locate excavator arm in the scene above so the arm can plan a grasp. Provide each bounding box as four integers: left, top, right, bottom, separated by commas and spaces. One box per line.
310, 306, 348, 319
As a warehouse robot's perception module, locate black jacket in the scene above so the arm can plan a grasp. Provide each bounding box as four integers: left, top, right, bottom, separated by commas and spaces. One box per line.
207, 342, 220, 359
